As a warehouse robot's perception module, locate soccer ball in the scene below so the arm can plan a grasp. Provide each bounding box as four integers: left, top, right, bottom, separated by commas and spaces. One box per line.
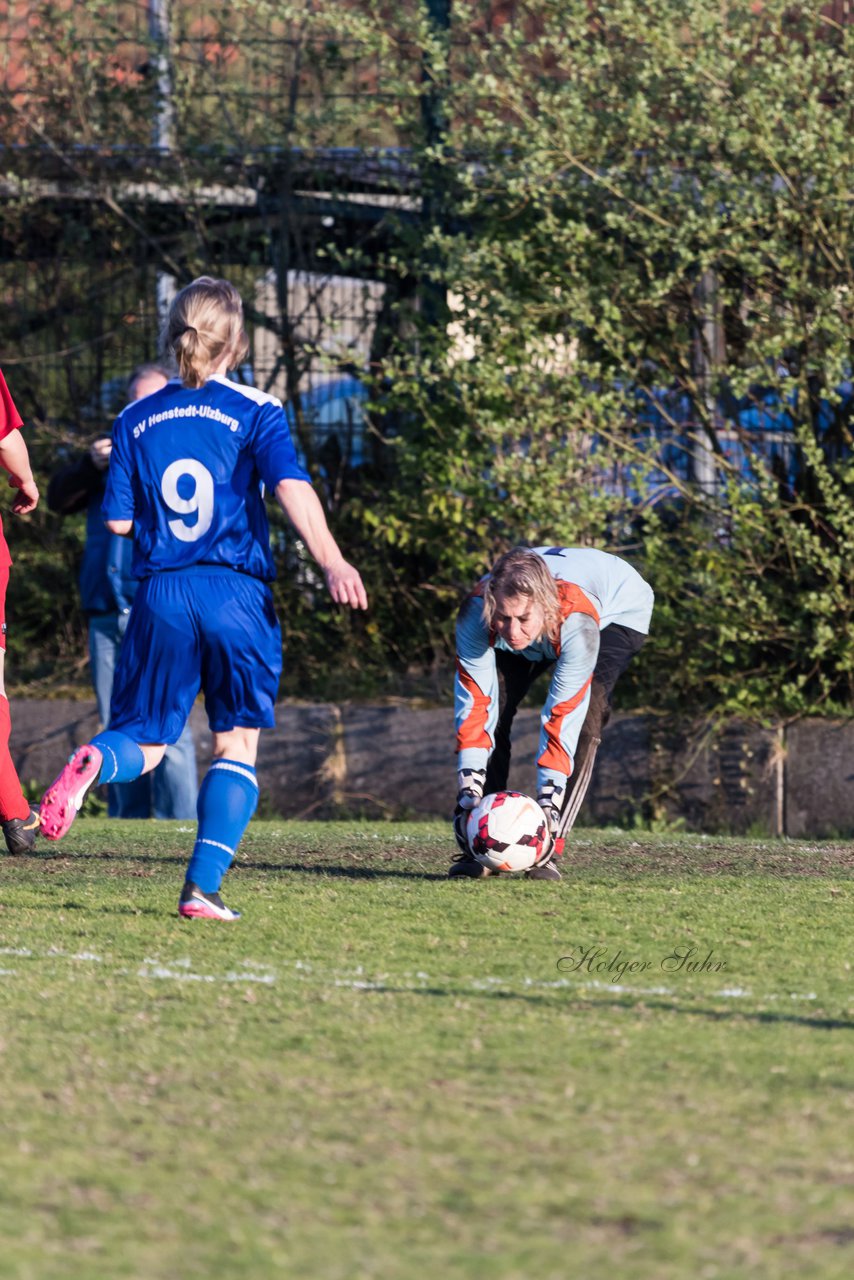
466, 791, 550, 873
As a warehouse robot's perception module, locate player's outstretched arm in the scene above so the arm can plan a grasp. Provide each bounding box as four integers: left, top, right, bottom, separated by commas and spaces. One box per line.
0, 428, 39, 514
274, 478, 368, 610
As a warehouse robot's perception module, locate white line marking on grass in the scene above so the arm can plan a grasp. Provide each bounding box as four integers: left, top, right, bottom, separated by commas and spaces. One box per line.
238, 960, 276, 975
578, 979, 677, 996
331, 979, 388, 990
0, 947, 827, 1003
138, 962, 217, 983
291, 966, 827, 1004
138, 961, 276, 985
46, 948, 103, 962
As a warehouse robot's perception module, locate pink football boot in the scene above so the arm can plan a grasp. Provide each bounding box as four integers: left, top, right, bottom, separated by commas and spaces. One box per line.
178, 882, 241, 921
39, 745, 103, 840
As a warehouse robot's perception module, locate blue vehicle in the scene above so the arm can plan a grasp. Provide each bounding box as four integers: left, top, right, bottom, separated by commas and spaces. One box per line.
601, 375, 852, 511
284, 374, 371, 478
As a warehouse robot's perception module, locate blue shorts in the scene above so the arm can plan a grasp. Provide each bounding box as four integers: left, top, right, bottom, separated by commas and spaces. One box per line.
109, 569, 282, 743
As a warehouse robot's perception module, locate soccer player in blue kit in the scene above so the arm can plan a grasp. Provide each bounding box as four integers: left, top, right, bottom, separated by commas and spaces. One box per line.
40, 276, 368, 920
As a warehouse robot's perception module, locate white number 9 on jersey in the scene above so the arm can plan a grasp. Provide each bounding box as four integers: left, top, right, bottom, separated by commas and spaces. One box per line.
161, 458, 215, 542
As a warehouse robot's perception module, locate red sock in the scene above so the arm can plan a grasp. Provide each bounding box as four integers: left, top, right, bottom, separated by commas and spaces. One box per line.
0, 695, 30, 822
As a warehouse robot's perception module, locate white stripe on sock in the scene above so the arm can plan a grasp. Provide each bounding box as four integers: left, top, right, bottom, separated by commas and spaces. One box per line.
98, 745, 117, 783
209, 761, 259, 789
196, 837, 235, 856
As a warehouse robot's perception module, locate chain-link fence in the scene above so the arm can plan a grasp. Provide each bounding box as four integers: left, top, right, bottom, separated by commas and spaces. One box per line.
0, 3, 427, 475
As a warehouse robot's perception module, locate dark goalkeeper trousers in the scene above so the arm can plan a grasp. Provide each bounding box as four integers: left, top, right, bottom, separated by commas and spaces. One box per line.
483, 624, 647, 837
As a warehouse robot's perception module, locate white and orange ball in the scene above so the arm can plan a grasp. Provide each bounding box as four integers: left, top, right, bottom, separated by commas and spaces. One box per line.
466, 791, 550, 873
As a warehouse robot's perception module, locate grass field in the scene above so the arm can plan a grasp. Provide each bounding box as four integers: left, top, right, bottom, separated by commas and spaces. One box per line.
1, 820, 852, 1280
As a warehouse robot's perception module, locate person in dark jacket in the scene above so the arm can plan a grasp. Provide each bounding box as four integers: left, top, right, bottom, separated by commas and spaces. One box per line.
47, 364, 198, 819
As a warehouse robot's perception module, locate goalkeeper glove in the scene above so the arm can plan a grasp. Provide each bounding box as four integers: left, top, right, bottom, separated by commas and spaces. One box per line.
452, 809, 471, 855
456, 767, 486, 812
450, 762, 483, 855
453, 768, 486, 855
537, 779, 566, 857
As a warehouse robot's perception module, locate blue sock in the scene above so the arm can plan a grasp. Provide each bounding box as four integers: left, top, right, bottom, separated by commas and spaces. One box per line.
89, 730, 146, 783
186, 759, 259, 894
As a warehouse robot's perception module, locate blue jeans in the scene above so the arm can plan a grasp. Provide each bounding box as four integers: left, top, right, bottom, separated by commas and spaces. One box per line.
88, 612, 199, 819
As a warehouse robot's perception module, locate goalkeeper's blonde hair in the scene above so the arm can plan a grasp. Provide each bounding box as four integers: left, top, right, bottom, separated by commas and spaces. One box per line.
481, 548, 561, 641
162, 276, 250, 390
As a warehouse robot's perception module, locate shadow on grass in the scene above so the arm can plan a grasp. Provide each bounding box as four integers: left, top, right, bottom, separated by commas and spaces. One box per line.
251, 861, 449, 881
12, 897, 165, 917
29, 851, 450, 881
378, 986, 854, 1031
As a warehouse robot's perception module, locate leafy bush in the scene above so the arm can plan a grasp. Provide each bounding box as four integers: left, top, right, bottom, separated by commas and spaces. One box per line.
2, 1, 853, 717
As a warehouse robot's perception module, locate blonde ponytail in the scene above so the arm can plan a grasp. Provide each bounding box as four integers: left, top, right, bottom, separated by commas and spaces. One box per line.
162, 277, 249, 389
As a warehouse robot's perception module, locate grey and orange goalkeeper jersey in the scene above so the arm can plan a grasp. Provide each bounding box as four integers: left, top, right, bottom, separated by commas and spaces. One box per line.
455, 547, 654, 793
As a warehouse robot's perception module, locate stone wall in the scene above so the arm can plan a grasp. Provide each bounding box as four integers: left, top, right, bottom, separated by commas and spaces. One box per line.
12, 699, 854, 837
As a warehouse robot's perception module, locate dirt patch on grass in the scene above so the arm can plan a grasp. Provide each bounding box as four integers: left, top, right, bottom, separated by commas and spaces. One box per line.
562, 838, 854, 879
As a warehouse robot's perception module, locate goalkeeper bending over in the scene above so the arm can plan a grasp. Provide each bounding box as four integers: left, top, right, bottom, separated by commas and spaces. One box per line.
40, 276, 367, 920
452, 546, 653, 880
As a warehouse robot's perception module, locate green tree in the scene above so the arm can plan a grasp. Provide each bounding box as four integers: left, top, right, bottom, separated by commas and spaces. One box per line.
365, 0, 854, 715
1, 0, 853, 716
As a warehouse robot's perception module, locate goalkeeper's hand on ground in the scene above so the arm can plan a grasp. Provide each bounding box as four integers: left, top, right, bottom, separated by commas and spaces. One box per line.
452, 809, 471, 855
537, 779, 567, 858
453, 767, 486, 856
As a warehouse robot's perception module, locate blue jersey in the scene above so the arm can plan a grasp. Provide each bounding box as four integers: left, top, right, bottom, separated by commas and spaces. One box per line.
102, 376, 309, 582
